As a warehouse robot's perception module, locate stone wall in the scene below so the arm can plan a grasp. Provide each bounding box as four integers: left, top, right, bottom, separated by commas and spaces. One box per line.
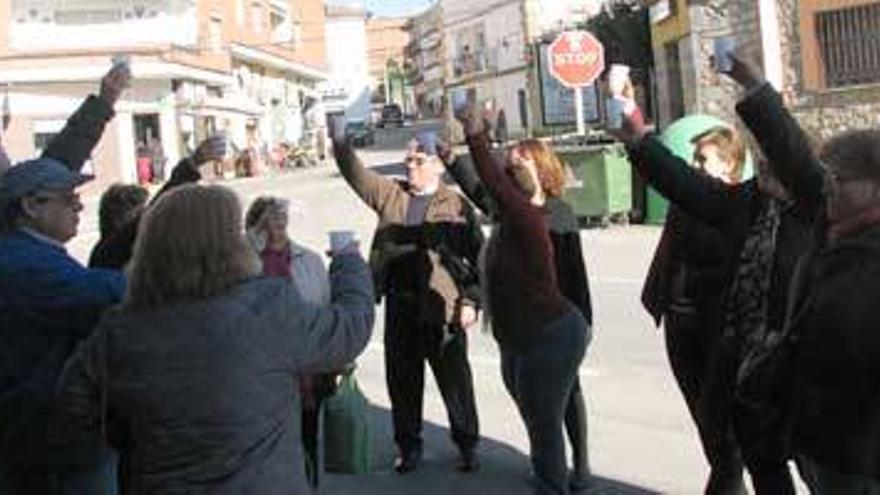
794, 85, 880, 141
658, 0, 767, 127
665, 0, 879, 144
776, 0, 880, 142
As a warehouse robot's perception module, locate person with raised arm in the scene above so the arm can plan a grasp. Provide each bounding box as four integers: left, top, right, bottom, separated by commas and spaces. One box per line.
331, 121, 484, 473
612, 55, 827, 494
57, 184, 375, 493
725, 55, 880, 494
456, 106, 589, 495
440, 140, 595, 492
0, 63, 130, 494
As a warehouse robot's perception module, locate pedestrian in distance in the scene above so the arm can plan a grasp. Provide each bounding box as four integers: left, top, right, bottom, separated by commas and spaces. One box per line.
495, 108, 509, 145
455, 104, 590, 495
440, 139, 595, 492
0, 62, 131, 494
332, 120, 484, 474
56, 184, 375, 494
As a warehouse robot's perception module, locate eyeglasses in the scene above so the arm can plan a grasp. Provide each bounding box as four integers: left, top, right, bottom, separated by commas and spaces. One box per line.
31, 192, 81, 207
405, 155, 428, 168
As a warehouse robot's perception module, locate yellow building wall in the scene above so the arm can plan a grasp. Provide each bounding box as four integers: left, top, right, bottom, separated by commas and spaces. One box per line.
650, 0, 691, 48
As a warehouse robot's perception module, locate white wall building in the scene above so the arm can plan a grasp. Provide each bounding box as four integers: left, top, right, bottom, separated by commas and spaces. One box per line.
1, 0, 327, 189
441, 0, 531, 141
322, 4, 371, 123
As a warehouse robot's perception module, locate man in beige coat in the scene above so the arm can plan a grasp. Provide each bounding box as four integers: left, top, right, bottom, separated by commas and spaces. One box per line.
333, 129, 484, 474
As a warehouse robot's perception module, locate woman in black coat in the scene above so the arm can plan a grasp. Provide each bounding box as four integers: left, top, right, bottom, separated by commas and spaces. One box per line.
613, 60, 819, 494
440, 141, 594, 491
641, 127, 751, 495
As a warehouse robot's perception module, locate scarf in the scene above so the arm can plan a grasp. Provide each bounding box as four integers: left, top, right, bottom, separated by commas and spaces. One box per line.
699, 198, 782, 449
722, 198, 782, 344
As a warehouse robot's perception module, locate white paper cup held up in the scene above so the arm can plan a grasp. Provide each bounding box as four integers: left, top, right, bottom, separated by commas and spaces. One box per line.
329, 230, 357, 253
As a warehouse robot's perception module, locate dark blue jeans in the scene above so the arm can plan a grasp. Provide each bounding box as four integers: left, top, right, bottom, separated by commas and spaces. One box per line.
501, 310, 589, 495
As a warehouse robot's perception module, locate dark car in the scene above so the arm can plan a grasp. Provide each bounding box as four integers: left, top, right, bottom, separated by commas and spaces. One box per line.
345, 121, 375, 147
378, 104, 404, 128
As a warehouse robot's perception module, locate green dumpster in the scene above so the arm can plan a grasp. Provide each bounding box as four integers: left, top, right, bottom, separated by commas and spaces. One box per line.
645, 187, 668, 225
559, 144, 632, 225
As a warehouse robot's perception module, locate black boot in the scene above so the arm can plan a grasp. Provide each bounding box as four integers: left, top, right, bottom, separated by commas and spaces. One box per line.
394, 448, 423, 474
457, 449, 480, 472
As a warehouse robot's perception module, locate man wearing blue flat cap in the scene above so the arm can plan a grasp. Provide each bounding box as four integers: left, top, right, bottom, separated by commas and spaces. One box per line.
333, 127, 484, 474
0, 64, 129, 494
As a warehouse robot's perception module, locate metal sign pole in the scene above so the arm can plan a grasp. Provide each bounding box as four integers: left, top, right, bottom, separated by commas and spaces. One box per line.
574, 86, 585, 136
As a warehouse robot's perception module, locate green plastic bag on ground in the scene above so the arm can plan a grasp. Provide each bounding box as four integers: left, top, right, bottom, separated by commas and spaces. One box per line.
323, 368, 371, 474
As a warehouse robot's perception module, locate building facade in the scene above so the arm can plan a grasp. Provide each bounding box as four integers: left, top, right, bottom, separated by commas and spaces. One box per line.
441, 0, 532, 142
436, 0, 609, 141
366, 16, 410, 111
322, 4, 371, 122
404, 3, 444, 119
0, 0, 328, 191
649, 0, 880, 140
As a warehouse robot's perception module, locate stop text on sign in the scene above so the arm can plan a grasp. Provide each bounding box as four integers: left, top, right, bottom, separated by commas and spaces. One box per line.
548, 30, 605, 88
553, 52, 601, 66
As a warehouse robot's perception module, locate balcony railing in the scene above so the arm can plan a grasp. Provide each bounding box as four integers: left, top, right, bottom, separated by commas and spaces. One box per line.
453, 50, 488, 78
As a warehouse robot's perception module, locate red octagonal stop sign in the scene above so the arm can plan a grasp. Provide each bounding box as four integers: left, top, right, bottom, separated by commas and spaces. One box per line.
548, 31, 605, 88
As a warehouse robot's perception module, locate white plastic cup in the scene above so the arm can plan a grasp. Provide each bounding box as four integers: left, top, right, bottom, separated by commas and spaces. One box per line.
329, 230, 356, 252
608, 64, 631, 98
606, 98, 625, 130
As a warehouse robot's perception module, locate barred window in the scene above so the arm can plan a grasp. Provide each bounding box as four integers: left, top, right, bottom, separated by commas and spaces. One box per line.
816, 2, 880, 88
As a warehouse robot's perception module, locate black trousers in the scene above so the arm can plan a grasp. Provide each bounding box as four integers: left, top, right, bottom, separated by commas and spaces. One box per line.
665, 309, 746, 495
565, 372, 590, 480
383, 296, 479, 455
673, 307, 796, 495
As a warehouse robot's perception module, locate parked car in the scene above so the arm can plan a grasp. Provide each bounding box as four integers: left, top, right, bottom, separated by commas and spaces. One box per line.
345, 121, 375, 147
378, 104, 404, 128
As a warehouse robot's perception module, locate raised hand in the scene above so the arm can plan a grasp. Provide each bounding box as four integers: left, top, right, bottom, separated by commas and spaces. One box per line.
458, 303, 478, 330
436, 138, 456, 166
99, 62, 132, 108
608, 104, 648, 145
454, 103, 485, 138
193, 135, 227, 165
725, 53, 765, 92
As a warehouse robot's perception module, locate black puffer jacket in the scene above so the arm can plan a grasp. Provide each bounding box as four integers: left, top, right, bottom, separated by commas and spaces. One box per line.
739, 84, 880, 480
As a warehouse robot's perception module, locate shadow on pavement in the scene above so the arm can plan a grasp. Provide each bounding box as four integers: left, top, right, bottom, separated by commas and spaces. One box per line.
323, 403, 660, 495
